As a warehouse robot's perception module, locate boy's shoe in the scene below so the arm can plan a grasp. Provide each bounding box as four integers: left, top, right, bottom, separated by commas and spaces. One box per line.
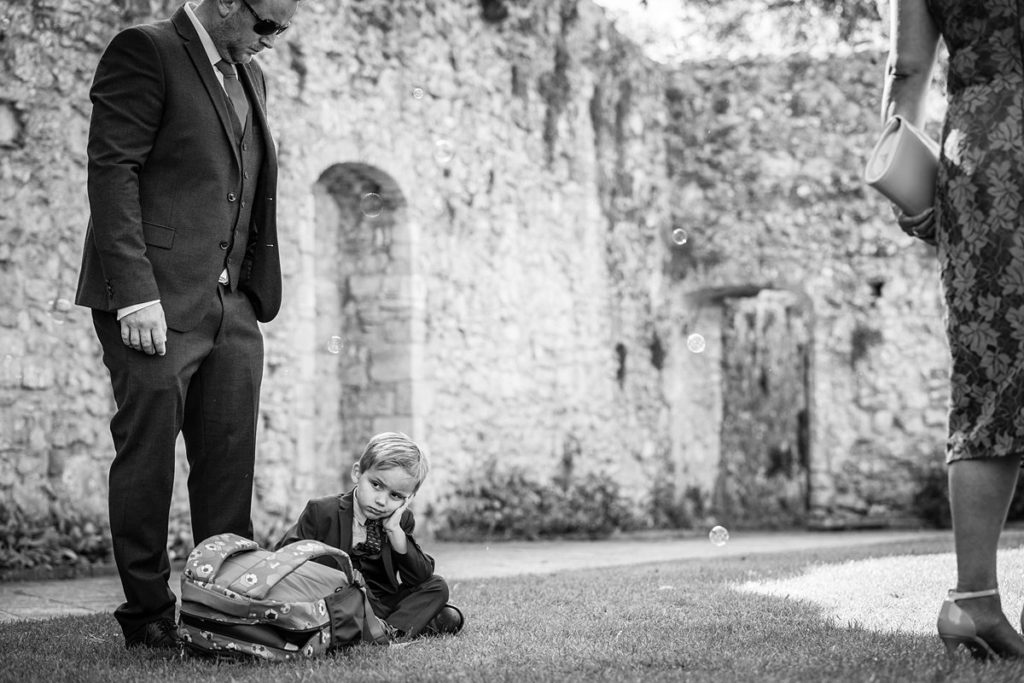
125, 618, 182, 650
424, 604, 464, 636
377, 617, 407, 644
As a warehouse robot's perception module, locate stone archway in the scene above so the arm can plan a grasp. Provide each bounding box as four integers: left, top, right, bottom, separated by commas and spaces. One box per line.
311, 163, 421, 475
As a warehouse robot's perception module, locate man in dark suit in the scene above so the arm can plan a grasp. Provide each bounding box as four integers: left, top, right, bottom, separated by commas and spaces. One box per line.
75, 0, 301, 650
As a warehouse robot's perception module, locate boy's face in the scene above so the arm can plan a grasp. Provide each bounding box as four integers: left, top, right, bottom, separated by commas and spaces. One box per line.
351, 463, 418, 520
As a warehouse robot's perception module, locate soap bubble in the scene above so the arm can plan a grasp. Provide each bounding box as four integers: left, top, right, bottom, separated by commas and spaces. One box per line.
326, 336, 343, 354
433, 139, 454, 164
412, 87, 424, 100
686, 333, 706, 354
709, 525, 729, 547
671, 228, 688, 246
360, 193, 383, 218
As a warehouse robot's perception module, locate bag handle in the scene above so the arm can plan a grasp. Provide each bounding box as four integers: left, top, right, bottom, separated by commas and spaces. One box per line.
239, 539, 355, 600
182, 533, 261, 584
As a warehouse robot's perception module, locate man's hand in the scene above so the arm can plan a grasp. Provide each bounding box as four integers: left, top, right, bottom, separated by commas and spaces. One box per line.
383, 496, 413, 536
120, 303, 168, 356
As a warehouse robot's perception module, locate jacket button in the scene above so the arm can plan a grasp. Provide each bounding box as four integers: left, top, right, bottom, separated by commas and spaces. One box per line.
227, 192, 237, 202
219, 241, 229, 250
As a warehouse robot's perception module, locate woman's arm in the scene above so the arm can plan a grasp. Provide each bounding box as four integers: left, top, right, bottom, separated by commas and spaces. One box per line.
880, 0, 941, 127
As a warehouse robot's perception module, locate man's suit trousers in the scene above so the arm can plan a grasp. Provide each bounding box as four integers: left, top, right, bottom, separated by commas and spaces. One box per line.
92, 285, 263, 637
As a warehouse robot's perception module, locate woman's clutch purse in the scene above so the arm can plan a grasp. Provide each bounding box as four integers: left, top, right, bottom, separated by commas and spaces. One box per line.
863, 115, 940, 215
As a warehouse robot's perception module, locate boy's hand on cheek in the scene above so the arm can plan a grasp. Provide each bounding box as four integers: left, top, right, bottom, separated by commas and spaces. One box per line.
383, 497, 413, 534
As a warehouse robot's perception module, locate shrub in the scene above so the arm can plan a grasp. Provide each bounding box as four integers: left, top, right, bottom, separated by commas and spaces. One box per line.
436, 463, 635, 541
912, 461, 950, 529
0, 501, 112, 571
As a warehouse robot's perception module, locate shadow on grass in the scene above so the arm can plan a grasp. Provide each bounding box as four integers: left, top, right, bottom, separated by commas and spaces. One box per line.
4, 536, 1024, 682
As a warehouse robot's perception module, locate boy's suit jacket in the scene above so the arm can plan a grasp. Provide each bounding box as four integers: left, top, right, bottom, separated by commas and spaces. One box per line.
75, 6, 282, 331
275, 490, 435, 595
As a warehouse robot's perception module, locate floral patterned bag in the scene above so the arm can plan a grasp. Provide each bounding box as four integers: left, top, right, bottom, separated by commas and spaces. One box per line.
179, 533, 388, 660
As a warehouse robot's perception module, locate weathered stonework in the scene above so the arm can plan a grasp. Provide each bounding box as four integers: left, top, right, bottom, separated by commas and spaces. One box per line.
0, 0, 952, 552
662, 53, 949, 528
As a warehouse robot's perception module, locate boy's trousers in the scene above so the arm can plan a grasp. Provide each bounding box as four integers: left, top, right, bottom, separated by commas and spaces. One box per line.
366, 575, 449, 637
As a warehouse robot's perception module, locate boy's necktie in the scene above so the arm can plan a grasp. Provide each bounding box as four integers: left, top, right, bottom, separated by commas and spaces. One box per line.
215, 60, 249, 130
354, 519, 383, 556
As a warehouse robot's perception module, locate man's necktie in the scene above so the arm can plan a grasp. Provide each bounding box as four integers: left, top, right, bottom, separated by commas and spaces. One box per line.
354, 519, 383, 556
215, 60, 249, 131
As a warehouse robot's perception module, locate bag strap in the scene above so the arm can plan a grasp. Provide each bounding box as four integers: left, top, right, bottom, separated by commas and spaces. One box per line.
362, 590, 390, 644
240, 539, 355, 600
349, 566, 390, 644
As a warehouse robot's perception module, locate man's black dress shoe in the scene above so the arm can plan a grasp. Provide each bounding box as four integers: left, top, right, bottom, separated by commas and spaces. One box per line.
125, 618, 182, 650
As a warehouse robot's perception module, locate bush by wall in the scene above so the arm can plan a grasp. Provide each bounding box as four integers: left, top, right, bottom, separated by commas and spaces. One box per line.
0, 501, 111, 574
436, 462, 636, 541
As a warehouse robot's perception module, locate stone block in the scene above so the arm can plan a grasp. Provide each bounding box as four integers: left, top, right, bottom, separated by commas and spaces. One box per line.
369, 345, 412, 383
373, 416, 416, 440
348, 274, 384, 300
21, 363, 54, 390
871, 410, 893, 432
355, 388, 396, 417
341, 364, 370, 388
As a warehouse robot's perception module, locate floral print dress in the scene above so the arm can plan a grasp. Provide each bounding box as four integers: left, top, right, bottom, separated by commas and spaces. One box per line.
929, 0, 1024, 462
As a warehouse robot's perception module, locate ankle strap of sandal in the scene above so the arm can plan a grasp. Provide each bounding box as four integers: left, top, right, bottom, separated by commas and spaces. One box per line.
947, 588, 1000, 601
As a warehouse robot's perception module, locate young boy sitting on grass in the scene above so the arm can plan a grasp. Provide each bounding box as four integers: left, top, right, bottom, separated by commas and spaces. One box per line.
275, 432, 463, 642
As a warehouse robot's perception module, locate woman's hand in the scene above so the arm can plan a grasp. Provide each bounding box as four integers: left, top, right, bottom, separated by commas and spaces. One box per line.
894, 205, 937, 246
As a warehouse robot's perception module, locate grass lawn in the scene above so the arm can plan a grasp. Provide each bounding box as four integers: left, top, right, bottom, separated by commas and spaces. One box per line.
5, 533, 1024, 682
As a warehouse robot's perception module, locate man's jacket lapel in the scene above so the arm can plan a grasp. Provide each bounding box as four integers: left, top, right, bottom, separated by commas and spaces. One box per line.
171, 9, 241, 167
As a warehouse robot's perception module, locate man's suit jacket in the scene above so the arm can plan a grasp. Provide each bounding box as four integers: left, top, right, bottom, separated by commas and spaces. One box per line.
275, 490, 436, 596
76, 7, 282, 331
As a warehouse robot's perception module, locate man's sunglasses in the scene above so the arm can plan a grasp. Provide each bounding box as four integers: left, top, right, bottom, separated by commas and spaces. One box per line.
241, 0, 289, 36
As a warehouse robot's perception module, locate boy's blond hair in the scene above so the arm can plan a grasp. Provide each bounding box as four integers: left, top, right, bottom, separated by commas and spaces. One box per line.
357, 432, 430, 490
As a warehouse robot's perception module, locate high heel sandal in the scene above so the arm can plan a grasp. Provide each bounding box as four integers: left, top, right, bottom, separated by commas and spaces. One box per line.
937, 588, 1024, 660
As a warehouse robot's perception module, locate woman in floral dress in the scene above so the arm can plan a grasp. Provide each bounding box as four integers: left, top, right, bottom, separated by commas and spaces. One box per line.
882, 0, 1024, 659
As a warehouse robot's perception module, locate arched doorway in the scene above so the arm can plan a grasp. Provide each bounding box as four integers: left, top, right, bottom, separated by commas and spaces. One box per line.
311, 163, 420, 479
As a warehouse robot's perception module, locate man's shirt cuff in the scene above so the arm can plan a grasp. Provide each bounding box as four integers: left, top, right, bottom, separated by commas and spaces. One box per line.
117, 300, 160, 320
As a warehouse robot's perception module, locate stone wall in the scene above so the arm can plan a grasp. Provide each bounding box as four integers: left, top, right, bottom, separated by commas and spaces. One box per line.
0, 0, 953, 550
0, 0, 674, 545
661, 52, 950, 528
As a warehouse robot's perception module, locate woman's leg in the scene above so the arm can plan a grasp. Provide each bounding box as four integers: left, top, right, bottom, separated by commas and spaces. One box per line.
949, 455, 1020, 591
943, 454, 1024, 657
